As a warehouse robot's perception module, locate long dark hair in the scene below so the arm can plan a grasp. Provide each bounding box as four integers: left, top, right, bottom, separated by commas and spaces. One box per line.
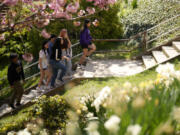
42, 40, 49, 55
81, 19, 90, 32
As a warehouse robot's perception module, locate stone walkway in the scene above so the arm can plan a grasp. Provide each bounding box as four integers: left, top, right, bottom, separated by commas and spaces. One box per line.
0, 59, 145, 118
74, 60, 145, 78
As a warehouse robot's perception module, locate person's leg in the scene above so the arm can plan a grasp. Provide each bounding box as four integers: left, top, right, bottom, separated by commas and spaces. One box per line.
79, 48, 88, 65
45, 68, 52, 86
50, 60, 58, 87
16, 81, 24, 105
9, 84, 18, 108
37, 69, 45, 88
87, 43, 96, 56
66, 58, 72, 75
57, 61, 67, 81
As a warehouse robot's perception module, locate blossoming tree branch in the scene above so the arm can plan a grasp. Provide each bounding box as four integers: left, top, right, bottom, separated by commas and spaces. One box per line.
0, 0, 117, 40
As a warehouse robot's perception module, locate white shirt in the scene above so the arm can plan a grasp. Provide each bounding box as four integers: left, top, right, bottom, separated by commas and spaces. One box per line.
38, 50, 49, 69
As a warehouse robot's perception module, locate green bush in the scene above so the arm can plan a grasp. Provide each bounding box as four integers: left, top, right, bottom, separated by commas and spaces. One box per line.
122, 0, 180, 37
32, 95, 69, 131
91, 3, 123, 39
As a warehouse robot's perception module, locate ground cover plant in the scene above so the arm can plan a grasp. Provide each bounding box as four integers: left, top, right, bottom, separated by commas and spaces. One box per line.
1, 61, 180, 135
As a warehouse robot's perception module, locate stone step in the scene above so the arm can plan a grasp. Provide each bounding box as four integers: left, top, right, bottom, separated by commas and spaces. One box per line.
142, 55, 157, 69
152, 51, 168, 63
162, 46, 179, 58
173, 41, 180, 52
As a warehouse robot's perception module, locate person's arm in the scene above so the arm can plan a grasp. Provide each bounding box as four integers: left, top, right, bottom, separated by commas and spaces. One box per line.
48, 43, 52, 56
56, 49, 60, 61
67, 37, 72, 48
39, 58, 43, 69
20, 62, 25, 81
62, 56, 70, 61
39, 51, 43, 70
87, 29, 92, 44
7, 66, 14, 87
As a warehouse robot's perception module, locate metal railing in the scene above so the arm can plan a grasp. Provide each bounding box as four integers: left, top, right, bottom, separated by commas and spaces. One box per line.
1, 13, 180, 91
0, 41, 81, 91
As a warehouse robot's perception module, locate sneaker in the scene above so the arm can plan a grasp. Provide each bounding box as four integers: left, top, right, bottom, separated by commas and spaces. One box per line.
16, 102, 21, 107
8, 103, 15, 109
64, 75, 73, 79
43, 79, 46, 85
86, 56, 92, 61
36, 86, 42, 90
50, 86, 55, 89
77, 64, 86, 70
56, 79, 64, 85
45, 85, 51, 90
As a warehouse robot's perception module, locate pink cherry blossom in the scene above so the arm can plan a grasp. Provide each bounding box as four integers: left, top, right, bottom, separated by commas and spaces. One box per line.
66, 2, 79, 13
43, 19, 50, 26
92, 19, 99, 27
73, 21, 81, 27
0, 34, 5, 41
86, 7, 95, 15
22, 53, 33, 62
78, 10, 86, 16
57, 0, 66, 6
41, 29, 50, 39
3, 0, 18, 6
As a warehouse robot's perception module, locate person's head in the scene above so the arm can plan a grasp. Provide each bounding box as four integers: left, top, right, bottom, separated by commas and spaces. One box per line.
10, 53, 18, 63
49, 34, 56, 43
84, 19, 91, 28
42, 40, 49, 54
60, 29, 68, 38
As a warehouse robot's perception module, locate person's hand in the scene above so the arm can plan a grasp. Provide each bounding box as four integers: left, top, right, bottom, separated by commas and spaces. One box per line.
66, 57, 70, 61
40, 68, 43, 72
23, 80, 26, 84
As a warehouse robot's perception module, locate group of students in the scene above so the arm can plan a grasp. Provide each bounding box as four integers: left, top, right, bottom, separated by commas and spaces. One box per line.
7, 19, 96, 109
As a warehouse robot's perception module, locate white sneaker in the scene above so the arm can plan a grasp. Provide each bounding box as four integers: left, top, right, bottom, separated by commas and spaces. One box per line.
86, 57, 92, 61
36, 86, 42, 90
64, 75, 73, 79
77, 64, 86, 70
56, 79, 63, 85
45, 85, 51, 90
43, 79, 46, 85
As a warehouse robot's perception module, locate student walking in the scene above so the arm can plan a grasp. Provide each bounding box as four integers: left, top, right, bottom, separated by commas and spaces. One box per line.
78, 19, 96, 69
7, 53, 25, 109
48, 34, 57, 57
59, 29, 72, 76
37, 41, 52, 90
50, 38, 69, 88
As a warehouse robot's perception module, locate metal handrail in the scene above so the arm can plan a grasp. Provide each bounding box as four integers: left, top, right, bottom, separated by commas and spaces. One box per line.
1, 12, 180, 89
147, 26, 180, 44
147, 14, 180, 32
0, 42, 80, 90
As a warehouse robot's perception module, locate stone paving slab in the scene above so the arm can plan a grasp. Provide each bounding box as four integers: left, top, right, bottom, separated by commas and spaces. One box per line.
74, 60, 145, 78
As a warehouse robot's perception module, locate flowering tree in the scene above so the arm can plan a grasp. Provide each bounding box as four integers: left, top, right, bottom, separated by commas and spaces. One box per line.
0, 0, 117, 40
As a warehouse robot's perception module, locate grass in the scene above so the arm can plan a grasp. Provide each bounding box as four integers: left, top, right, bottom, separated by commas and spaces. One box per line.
93, 41, 141, 60
0, 66, 157, 134
0, 59, 180, 134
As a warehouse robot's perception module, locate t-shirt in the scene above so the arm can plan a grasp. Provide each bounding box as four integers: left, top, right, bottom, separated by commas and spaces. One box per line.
38, 50, 49, 69
50, 38, 62, 61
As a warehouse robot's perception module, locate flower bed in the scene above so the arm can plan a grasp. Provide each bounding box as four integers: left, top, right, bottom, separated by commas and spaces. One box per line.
6, 63, 180, 135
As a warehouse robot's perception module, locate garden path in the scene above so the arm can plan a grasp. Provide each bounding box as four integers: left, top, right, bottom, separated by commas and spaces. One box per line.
74, 59, 144, 78
0, 59, 144, 118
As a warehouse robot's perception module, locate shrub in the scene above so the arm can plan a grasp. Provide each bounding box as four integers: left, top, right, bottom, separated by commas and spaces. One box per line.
122, 0, 180, 37
32, 95, 69, 131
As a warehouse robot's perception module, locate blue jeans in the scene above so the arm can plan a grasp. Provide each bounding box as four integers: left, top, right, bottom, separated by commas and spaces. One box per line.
50, 59, 66, 87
